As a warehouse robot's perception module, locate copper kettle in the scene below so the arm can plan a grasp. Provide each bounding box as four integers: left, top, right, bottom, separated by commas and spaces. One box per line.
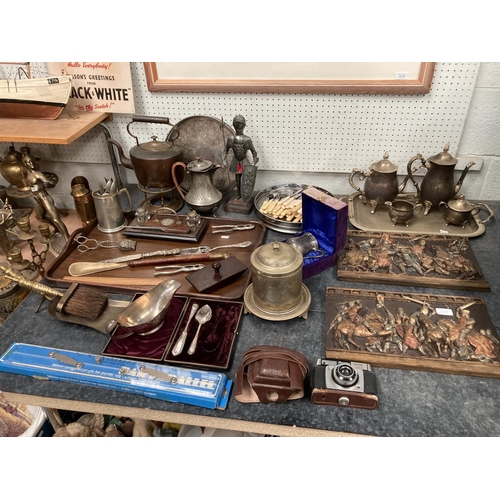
406, 143, 475, 215
107, 115, 185, 189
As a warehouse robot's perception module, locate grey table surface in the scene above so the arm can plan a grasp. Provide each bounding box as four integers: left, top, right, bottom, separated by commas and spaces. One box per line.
0, 189, 499, 437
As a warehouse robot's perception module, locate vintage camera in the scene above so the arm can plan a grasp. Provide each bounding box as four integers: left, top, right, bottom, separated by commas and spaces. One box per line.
311, 359, 378, 409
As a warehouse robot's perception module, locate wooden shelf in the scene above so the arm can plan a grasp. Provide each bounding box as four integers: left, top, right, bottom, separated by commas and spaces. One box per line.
0, 111, 110, 145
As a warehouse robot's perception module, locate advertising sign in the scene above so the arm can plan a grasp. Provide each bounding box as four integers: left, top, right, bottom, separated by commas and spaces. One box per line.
47, 62, 135, 113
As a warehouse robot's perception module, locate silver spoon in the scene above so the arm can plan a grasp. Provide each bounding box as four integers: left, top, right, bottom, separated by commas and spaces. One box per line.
104, 178, 113, 194
187, 304, 212, 355
171, 303, 199, 356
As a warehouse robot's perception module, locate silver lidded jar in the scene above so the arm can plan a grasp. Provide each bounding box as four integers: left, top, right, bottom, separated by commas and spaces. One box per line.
244, 241, 311, 321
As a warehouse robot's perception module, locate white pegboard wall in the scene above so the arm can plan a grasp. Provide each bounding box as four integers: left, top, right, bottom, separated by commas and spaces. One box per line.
0, 62, 480, 175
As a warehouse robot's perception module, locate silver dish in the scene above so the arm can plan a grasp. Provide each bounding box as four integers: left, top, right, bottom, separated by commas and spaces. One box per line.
107, 279, 181, 337
254, 183, 333, 234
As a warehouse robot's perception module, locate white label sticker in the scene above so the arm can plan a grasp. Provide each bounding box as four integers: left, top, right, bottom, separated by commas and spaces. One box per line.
440, 229, 449, 234
395, 71, 409, 80
436, 307, 454, 316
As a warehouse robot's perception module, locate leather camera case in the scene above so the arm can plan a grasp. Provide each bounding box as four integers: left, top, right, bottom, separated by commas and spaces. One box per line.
235, 346, 309, 403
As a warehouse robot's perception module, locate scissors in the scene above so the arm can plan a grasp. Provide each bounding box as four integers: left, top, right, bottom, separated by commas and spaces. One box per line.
211, 223, 255, 234
153, 264, 205, 276
76, 235, 137, 253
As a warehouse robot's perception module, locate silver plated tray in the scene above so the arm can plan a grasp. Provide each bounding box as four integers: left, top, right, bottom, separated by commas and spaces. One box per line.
167, 115, 236, 195
346, 192, 487, 238
254, 183, 333, 234
244, 283, 311, 321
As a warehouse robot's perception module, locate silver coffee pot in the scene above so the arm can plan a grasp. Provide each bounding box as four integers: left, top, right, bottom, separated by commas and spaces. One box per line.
172, 157, 223, 213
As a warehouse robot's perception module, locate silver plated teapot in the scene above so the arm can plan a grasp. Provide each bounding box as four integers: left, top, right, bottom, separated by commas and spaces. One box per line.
348, 152, 411, 214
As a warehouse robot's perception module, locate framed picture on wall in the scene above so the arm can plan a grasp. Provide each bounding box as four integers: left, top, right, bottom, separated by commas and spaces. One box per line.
143, 62, 435, 94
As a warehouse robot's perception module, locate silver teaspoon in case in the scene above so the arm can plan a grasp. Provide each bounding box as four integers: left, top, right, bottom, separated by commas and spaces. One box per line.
187, 304, 213, 355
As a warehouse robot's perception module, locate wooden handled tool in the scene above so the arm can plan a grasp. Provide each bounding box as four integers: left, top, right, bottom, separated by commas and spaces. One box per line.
129, 252, 230, 268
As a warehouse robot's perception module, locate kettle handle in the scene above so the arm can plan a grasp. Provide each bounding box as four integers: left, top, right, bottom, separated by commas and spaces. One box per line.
171, 161, 187, 200
126, 115, 180, 146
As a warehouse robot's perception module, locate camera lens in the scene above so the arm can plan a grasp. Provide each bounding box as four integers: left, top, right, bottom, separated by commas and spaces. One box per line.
332, 363, 359, 387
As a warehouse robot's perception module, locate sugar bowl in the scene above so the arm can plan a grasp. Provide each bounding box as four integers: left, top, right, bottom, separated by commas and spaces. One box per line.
439, 195, 494, 228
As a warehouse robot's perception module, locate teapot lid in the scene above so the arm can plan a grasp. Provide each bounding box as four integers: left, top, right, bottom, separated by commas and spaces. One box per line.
370, 152, 398, 173
188, 157, 216, 172
427, 143, 458, 166
447, 195, 473, 212
139, 136, 176, 153
251, 241, 303, 275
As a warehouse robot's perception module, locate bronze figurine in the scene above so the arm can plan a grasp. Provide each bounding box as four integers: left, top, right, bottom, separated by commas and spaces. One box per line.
26, 170, 69, 242
224, 115, 259, 203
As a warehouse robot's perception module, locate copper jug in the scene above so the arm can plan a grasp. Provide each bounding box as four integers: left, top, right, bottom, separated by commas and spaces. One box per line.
348, 152, 411, 213
406, 143, 475, 215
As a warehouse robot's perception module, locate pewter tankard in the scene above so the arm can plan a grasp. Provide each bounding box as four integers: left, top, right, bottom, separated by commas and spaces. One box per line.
93, 187, 132, 233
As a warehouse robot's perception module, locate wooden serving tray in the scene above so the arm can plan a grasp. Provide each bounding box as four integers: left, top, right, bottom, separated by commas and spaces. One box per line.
337, 230, 489, 292
325, 287, 500, 378
45, 214, 266, 300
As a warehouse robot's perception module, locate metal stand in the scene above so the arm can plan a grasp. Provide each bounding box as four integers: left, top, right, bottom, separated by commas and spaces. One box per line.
137, 184, 184, 213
